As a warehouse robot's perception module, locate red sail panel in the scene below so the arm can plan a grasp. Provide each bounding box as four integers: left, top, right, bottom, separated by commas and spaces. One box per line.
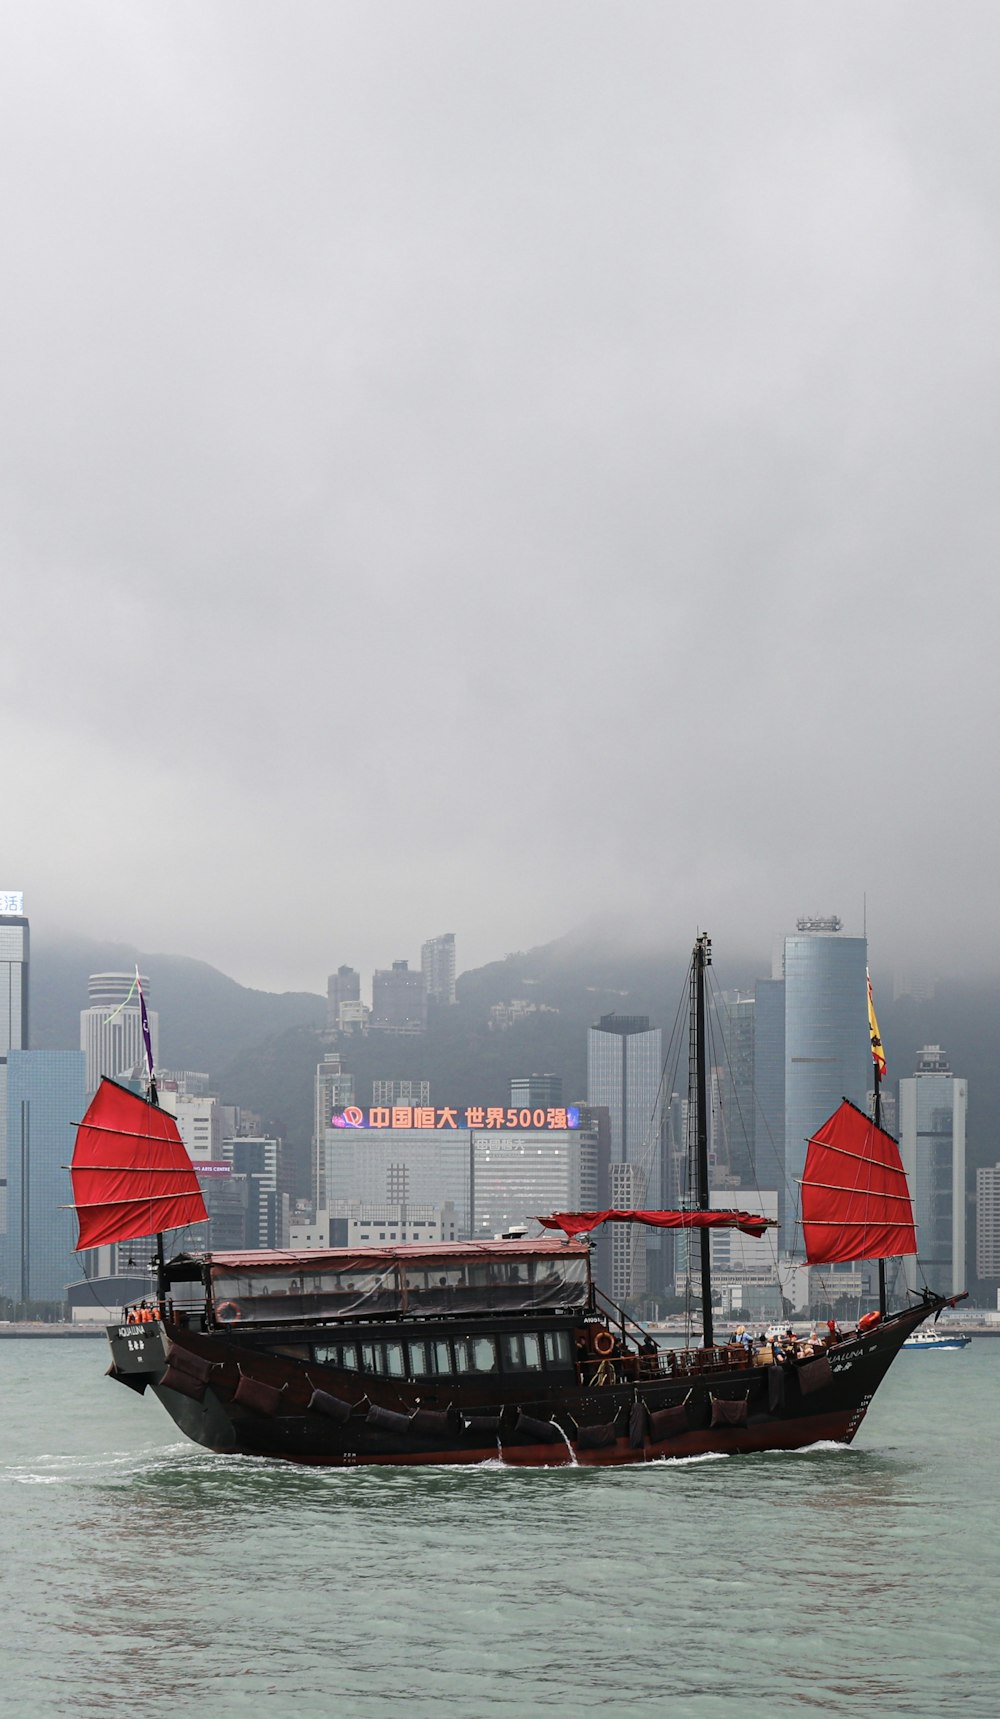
537, 1209, 774, 1240
71, 1077, 208, 1250
801, 1099, 916, 1264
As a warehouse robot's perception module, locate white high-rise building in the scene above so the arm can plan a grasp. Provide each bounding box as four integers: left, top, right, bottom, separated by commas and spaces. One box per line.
80, 973, 159, 1097
421, 933, 456, 1006
900, 1045, 967, 1298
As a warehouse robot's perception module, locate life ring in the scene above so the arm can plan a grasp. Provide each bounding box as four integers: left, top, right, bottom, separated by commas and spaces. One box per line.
858, 1311, 881, 1332
215, 1300, 243, 1324
592, 1328, 616, 1357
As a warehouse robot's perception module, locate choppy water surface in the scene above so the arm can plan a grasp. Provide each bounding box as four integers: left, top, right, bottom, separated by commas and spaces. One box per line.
2, 1338, 997, 1718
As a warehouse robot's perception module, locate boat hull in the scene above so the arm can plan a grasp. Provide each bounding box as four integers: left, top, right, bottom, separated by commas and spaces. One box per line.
107, 1300, 940, 1468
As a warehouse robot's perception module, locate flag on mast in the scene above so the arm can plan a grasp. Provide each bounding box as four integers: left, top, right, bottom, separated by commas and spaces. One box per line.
135, 966, 156, 1091
867, 967, 886, 1081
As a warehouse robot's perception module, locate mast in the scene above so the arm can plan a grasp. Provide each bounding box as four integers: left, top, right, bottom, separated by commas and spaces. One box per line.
868, 968, 888, 1317
135, 969, 166, 1310
873, 1065, 887, 1316
692, 933, 713, 1348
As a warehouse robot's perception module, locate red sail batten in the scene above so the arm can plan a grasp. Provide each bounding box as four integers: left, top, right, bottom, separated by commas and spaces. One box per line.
537, 1209, 775, 1240
70, 1078, 208, 1251
801, 1099, 916, 1265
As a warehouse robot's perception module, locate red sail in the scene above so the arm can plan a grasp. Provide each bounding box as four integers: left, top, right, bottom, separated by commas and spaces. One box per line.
537, 1209, 774, 1240
71, 1078, 208, 1251
801, 1099, 916, 1264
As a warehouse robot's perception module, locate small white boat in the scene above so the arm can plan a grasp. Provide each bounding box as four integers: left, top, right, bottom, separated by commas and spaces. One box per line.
902, 1328, 971, 1351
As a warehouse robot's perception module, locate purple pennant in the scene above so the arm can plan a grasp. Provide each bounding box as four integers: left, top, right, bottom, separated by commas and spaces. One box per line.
135, 969, 155, 1083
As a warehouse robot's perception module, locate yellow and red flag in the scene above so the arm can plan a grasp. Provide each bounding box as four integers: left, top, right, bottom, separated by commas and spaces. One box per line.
867, 968, 886, 1081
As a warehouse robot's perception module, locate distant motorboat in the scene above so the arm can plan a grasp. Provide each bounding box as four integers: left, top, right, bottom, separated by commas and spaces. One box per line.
902, 1328, 971, 1351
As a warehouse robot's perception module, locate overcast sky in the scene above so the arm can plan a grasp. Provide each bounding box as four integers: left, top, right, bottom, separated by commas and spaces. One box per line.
3, 3, 999, 993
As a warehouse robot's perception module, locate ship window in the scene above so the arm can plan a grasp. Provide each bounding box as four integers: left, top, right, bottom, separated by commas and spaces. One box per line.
503, 1332, 542, 1371
453, 1335, 498, 1373
383, 1341, 405, 1377
407, 1338, 451, 1376
360, 1341, 380, 1373
314, 1342, 358, 1371
543, 1330, 572, 1367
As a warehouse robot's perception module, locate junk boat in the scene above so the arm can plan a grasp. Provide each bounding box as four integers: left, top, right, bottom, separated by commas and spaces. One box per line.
73, 938, 964, 1466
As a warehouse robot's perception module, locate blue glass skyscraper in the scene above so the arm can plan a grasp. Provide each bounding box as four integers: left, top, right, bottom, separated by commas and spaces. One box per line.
2, 1050, 86, 1306
783, 920, 869, 1251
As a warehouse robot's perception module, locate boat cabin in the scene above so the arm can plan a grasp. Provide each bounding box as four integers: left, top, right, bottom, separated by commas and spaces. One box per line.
164, 1237, 592, 1329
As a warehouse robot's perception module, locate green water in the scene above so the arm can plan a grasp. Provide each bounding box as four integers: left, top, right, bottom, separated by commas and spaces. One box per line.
2, 1338, 997, 1718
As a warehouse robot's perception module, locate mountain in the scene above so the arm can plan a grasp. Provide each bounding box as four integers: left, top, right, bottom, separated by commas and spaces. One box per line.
30, 935, 325, 1070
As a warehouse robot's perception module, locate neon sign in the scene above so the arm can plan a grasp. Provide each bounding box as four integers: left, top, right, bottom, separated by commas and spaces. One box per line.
331, 1104, 581, 1132
0, 891, 24, 915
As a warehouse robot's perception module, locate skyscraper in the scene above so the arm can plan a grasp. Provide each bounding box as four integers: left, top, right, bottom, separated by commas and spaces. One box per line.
421, 933, 456, 1006
326, 965, 361, 1033
2, 1049, 86, 1306
371, 961, 426, 1032
0, 893, 30, 1250
80, 973, 159, 1096
899, 1045, 967, 1297
0, 893, 29, 1056
782, 918, 869, 1246
587, 1014, 663, 1297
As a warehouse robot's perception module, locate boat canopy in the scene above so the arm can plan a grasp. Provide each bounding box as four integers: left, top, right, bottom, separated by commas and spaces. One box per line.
71, 1077, 208, 1251
192, 1238, 592, 1327
801, 1099, 917, 1265
536, 1209, 776, 1240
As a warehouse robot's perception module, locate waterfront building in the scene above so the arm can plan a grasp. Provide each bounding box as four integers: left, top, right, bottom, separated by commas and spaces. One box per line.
323, 1102, 584, 1241
471, 1126, 587, 1242
674, 1188, 779, 1291
976, 1164, 1000, 1280
371, 961, 426, 1033
421, 933, 456, 1006
1, 1049, 86, 1306
899, 1046, 967, 1298
0, 894, 30, 1244
290, 1201, 458, 1250
80, 972, 159, 1097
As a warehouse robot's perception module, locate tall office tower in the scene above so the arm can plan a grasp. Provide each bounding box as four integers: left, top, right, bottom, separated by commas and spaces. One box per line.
510, 1073, 563, 1110
716, 993, 755, 1187
0, 893, 30, 1243
421, 933, 456, 1006
976, 1164, 1000, 1281
80, 973, 160, 1096
782, 918, 869, 1248
899, 1046, 967, 1297
326, 965, 361, 1033
223, 1136, 281, 1248
607, 1161, 647, 1300
1, 1050, 86, 1306
587, 1014, 663, 1293
314, 1052, 355, 1210
371, 961, 427, 1033
751, 976, 786, 1213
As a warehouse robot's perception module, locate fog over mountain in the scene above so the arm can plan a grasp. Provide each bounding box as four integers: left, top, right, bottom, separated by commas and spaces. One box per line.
4, 5, 1000, 989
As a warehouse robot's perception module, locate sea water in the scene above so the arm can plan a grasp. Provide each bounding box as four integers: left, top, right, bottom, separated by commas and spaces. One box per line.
2, 1337, 998, 1718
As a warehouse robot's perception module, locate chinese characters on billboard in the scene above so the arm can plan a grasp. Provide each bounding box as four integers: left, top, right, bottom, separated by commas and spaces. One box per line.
331, 1104, 580, 1132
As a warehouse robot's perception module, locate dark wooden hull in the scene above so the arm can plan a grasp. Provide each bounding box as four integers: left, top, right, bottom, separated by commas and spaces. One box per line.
106, 1298, 941, 1468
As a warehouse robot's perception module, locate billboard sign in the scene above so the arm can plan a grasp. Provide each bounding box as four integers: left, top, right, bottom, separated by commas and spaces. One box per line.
331, 1104, 581, 1132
